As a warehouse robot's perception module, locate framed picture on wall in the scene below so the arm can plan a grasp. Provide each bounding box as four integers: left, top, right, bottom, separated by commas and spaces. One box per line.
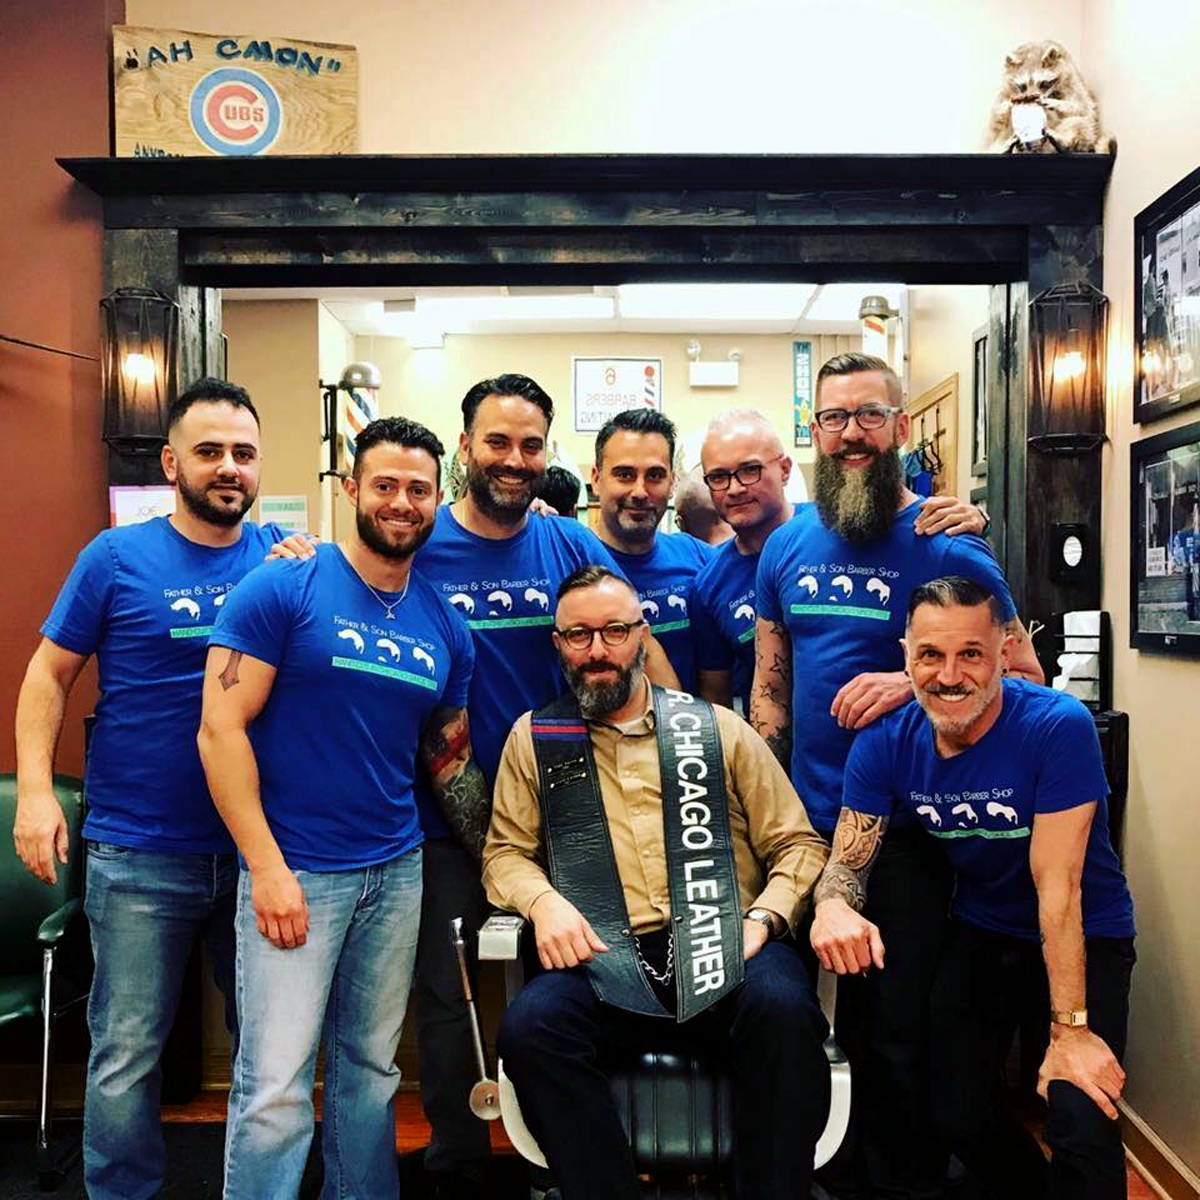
971, 323, 988, 476
1134, 163, 1200, 423
1130, 420, 1200, 655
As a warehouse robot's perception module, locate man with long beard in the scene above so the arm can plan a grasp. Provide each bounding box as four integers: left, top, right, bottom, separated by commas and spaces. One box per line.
811, 576, 1134, 1200
484, 566, 831, 1200
751, 353, 1043, 1200
13, 378, 300, 1199
199, 417, 481, 1199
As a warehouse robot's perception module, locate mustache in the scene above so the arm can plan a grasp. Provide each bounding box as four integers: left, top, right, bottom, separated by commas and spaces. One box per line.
833, 446, 880, 461
488, 467, 535, 483
924, 682, 972, 697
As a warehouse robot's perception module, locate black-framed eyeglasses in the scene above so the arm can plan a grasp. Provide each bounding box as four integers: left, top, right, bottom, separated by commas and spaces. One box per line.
813, 405, 903, 433
703, 454, 785, 492
554, 619, 646, 650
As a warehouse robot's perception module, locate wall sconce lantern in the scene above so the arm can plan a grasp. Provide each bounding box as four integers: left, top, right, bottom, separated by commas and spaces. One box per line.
100, 287, 179, 456
1029, 281, 1109, 455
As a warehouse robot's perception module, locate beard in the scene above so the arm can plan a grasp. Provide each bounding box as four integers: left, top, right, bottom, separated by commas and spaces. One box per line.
355, 506, 434, 562
914, 671, 1002, 740
814, 444, 903, 544
464, 454, 544, 524
606, 499, 664, 547
561, 643, 646, 719
176, 467, 256, 528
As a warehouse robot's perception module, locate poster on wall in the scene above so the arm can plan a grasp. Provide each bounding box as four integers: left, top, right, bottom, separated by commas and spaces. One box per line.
793, 340, 813, 447
1130, 420, 1200, 656
112, 25, 359, 157
259, 495, 309, 532
572, 357, 662, 433
109, 485, 176, 527
1134, 163, 1200, 423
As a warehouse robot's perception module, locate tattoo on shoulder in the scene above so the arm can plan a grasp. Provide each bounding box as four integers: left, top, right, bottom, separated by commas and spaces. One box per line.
218, 651, 243, 692
814, 811, 889, 911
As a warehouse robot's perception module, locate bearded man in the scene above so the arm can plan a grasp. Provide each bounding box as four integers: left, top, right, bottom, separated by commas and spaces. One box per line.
483, 565, 830, 1200
750, 352, 1043, 1200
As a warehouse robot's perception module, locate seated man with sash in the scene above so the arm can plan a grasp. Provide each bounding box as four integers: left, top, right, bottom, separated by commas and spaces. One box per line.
482, 565, 832, 1200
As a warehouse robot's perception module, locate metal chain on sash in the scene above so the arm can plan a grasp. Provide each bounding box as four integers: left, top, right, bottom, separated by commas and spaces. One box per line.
633, 932, 675, 985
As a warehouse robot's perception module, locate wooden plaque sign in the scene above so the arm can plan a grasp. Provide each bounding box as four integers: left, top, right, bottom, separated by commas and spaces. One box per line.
112, 25, 358, 157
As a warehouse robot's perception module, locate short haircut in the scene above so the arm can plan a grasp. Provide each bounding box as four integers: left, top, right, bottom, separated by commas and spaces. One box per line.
595, 408, 677, 468
556, 563, 637, 603
536, 465, 582, 514
673, 467, 718, 526
460, 373, 554, 432
816, 352, 902, 407
353, 416, 445, 486
906, 575, 1005, 628
167, 377, 259, 432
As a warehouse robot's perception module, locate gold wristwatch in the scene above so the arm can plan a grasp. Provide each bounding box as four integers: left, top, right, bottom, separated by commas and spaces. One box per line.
1050, 1008, 1089, 1028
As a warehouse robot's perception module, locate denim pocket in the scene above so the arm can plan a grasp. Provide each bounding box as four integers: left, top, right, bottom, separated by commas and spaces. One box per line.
87, 841, 133, 859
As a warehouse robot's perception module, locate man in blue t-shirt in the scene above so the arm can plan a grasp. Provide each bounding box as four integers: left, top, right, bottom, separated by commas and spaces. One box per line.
13, 378, 292, 1199
691, 408, 987, 714
751, 353, 1043, 1198
812, 576, 1135, 1199
198, 417, 481, 1200
591, 407, 711, 692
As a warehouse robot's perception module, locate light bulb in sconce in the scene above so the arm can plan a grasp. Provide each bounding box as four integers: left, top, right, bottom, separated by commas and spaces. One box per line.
1052, 350, 1086, 383
123, 352, 157, 386
686, 340, 702, 361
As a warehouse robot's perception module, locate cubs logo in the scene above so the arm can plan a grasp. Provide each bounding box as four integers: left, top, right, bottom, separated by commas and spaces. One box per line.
189, 68, 282, 156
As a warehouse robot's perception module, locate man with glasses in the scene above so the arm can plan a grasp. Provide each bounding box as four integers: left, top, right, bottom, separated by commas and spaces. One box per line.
483, 565, 831, 1200
690, 408, 985, 714
750, 354, 1043, 1200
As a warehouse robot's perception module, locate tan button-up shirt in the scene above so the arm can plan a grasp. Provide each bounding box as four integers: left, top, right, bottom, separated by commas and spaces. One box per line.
482, 685, 829, 934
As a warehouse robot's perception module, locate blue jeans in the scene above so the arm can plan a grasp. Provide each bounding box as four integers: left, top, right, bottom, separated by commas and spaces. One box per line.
83, 843, 239, 1200
223, 849, 423, 1200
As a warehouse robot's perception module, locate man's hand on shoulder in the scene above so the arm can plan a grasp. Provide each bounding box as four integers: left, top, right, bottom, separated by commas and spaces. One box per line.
250, 862, 309, 949
13, 789, 69, 885
266, 533, 320, 562
1039, 1026, 1126, 1120
831, 670, 913, 730
810, 898, 886, 975
914, 495, 987, 537
529, 891, 608, 970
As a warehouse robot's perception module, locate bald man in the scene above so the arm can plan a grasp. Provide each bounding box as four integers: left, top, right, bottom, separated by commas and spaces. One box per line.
672, 468, 733, 546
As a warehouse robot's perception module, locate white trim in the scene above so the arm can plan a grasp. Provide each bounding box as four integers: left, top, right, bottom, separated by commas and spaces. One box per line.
1120, 1099, 1200, 1195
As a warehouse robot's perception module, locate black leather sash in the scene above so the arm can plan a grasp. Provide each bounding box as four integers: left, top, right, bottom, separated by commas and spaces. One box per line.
530, 686, 744, 1022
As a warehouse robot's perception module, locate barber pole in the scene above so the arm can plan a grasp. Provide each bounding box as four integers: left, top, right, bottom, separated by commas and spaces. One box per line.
340, 387, 377, 466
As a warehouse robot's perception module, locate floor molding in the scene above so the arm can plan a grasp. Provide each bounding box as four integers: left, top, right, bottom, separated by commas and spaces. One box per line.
1121, 1102, 1200, 1200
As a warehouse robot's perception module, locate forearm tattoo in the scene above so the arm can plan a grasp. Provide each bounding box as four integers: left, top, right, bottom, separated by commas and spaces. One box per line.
752, 622, 792, 767
218, 650, 243, 692
421, 706, 491, 860
814, 811, 889, 912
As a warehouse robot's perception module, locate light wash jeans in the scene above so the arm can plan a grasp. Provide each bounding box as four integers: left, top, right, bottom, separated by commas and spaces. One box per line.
83, 843, 239, 1200
223, 848, 423, 1200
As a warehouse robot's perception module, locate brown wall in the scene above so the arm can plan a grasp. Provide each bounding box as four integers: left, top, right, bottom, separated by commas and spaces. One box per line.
0, 0, 124, 774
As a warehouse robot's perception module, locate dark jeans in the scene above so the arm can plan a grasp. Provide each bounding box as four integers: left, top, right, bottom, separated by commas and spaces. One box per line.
414, 838, 493, 1176
498, 940, 831, 1200
826, 825, 953, 1199
930, 919, 1135, 1200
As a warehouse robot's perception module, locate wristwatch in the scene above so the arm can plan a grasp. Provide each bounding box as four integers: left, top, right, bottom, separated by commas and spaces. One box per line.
746, 908, 780, 939
1050, 1008, 1089, 1028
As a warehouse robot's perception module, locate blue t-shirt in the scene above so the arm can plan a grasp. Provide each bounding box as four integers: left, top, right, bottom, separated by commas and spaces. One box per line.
689, 538, 760, 710
412, 507, 625, 836
40, 517, 288, 853
843, 680, 1135, 941
755, 499, 1018, 832
209, 544, 473, 871
607, 533, 713, 693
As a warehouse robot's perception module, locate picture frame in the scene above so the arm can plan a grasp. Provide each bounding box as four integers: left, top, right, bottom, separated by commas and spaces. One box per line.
1129, 420, 1200, 655
1134, 163, 1200, 423
971, 323, 988, 476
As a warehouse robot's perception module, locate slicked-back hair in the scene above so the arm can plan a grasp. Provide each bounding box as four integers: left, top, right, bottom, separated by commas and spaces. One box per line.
167, 377, 259, 432
556, 563, 638, 604
460, 373, 554, 432
906, 575, 1005, 628
353, 416, 446, 487
536, 465, 583, 514
816, 352, 902, 407
594, 407, 678, 468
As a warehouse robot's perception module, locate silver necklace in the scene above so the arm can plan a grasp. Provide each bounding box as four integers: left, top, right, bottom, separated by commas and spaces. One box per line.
344, 553, 410, 620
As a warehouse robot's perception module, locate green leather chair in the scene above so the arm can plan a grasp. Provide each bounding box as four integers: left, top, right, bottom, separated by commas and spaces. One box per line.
0, 773, 90, 1190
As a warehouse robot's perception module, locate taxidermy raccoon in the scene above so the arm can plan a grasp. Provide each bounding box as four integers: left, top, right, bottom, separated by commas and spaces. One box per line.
986, 40, 1114, 154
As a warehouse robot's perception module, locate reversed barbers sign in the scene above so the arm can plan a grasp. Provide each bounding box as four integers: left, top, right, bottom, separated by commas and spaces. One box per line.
112, 25, 358, 157
572, 357, 663, 433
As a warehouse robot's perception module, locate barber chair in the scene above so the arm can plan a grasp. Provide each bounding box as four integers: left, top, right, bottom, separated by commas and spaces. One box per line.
467, 913, 851, 1200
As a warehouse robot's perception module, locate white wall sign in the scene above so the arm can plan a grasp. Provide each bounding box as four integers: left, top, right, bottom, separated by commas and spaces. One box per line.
109, 485, 176, 527
260, 494, 310, 532
1146, 546, 1167, 577
572, 356, 663, 432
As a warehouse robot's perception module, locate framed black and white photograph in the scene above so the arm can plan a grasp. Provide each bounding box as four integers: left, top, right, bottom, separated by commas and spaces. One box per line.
1134, 163, 1200, 423
1130, 420, 1200, 655
971, 323, 988, 476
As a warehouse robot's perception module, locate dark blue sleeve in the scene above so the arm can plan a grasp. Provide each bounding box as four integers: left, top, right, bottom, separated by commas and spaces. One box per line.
754, 531, 784, 622
689, 581, 733, 672
939, 535, 1018, 621
1033, 696, 1110, 814
40, 534, 116, 656
442, 607, 475, 708
208, 560, 299, 669
841, 721, 900, 818
574, 526, 628, 581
